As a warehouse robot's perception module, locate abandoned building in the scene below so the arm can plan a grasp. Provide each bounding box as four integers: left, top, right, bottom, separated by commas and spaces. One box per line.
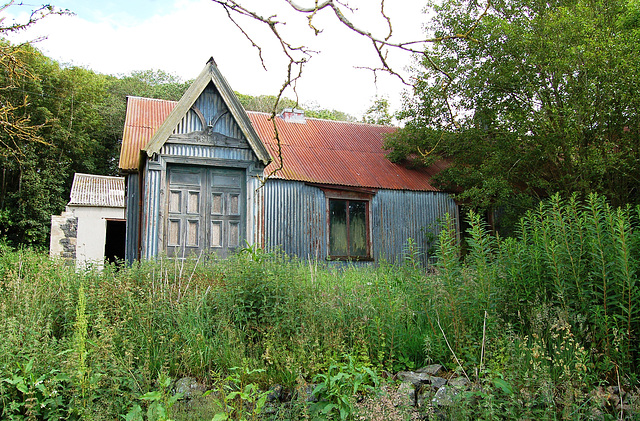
50, 173, 126, 268
115, 58, 458, 266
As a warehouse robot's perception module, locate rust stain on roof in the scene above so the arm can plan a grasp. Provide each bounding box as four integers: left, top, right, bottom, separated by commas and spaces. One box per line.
119, 97, 443, 192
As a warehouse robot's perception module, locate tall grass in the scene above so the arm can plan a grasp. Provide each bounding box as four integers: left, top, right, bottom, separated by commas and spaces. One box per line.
0, 245, 435, 418
0, 193, 638, 419
494, 194, 640, 376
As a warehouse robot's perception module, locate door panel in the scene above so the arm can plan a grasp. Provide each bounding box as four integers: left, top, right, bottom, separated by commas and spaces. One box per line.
166, 166, 244, 258
166, 168, 205, 257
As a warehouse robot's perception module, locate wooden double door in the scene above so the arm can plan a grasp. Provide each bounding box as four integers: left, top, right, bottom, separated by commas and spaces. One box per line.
166, 166, 245, 258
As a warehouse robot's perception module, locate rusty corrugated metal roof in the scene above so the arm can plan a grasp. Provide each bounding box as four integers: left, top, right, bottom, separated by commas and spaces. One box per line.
119, 96, 176, 171
69, 173, 125, 207
248, 112, 442, 192
119, 97, 443, 192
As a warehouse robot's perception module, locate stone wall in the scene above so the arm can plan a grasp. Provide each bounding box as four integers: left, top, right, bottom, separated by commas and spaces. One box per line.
49, 210, 78, 261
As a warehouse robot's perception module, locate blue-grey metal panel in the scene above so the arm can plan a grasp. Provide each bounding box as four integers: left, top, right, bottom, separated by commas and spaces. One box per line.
371, 190, 459, 265
247, 176, 263, 246
160, 144, 257, 162
136, 83, 266, 260
124, 174, 139, 263
263, 180, 458, 266
143, 169, 162, 259
192, 84, 245, 140
174, 108, 204, 134
263, 179, 327, 260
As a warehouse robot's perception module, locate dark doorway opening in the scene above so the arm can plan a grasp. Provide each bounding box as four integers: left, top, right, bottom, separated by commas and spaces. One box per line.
105, 219, 126, 264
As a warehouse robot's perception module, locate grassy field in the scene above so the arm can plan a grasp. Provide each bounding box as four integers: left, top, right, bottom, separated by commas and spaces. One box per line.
0, 193, 638, 420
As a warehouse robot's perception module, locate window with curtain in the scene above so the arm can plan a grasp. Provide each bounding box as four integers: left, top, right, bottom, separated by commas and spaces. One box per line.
329, 198, 369, 259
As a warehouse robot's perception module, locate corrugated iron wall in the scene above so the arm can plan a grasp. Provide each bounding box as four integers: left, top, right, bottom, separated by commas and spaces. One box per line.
263, 179, 327, 260
143, 168, 162, 259
263, 179, 458, 266
247, 176, 264, 246
372, 189, 458, 265
194, 85, 245, 138
124, 174, 139, 262
161, 144, 256, 162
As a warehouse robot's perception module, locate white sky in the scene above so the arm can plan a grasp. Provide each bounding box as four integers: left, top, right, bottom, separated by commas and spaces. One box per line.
3, 0, 429, 118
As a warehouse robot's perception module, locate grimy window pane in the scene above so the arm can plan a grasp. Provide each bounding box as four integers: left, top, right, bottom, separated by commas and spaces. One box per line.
169, 191, 181, 213
187, 191, 199, 214
168, 220, 180, 246
329, 200, 347, 256
212, 193, 223, 214
349, 201, 367, 257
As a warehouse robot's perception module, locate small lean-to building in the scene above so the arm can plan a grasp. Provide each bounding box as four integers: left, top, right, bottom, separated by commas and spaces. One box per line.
119, 58, 458, 265
50, 173, 126, 268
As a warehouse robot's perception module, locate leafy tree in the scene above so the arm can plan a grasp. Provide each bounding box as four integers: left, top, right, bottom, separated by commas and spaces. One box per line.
113, 69, 191, 102
236, 93, 355, 121
362, 96, 392, 126
99, 70, 191, 174
0, 2, 67, 160
0, 46, 111, 246
0, 3, 74, 246
303, 101, 355, 122
236, 92, 298, 113
385, 0, 640, 223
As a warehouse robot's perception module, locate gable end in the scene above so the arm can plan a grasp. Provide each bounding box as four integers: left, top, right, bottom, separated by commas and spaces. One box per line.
144, 58, 271, 165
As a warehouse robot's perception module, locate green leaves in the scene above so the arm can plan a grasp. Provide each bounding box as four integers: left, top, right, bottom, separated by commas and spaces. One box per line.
387, 0, 640, 223
311, 354, 379, 420
125, 373, 183, 421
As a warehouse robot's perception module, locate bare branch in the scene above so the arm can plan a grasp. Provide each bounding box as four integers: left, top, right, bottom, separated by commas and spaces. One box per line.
0, 1, 72, 35
223, 7, 268, 71
210, 0, 491, 177
380, 0, 392, 41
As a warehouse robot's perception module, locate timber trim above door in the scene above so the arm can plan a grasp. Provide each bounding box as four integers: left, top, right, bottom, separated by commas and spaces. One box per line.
166, 165, 245, 258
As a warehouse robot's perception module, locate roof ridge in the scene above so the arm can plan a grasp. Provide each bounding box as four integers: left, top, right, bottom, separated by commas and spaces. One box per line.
245, 110, 396, 127
74, 173, 124, 180
126, 95, 177, 103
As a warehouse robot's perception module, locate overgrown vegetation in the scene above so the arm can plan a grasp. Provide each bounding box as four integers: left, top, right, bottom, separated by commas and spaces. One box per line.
0, 193, 638, 419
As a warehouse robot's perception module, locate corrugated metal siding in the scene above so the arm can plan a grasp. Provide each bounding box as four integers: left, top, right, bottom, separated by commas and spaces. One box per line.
139, 84, 263, 259
143, 169, 162, 259
371, 190, 459, 265
247, 176, 263, 246
160, 144, 256, 162
175, 108, 204, 133
263, 179, 327, 260
194, 84, 246, 139
263, 180, 458, 266
69, 173, 125, 207
125, 174, 139, 262
121, 86, 457, 263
